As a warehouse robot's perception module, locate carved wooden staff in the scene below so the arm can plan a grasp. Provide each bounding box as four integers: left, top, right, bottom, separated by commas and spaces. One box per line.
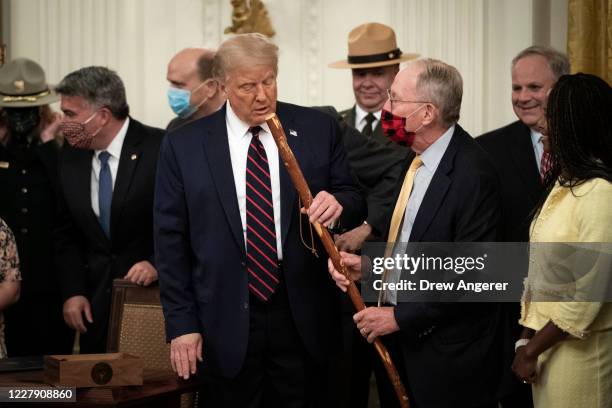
265, 113, 410, 408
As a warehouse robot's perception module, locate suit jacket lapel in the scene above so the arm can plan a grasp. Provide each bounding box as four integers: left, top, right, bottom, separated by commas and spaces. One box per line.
275, 104, 299, 248
510, 124, 541, 203
343, 106, 357, 128
110, 119, 142, 239
409, 127, 461, 242
202, 106, 246, 255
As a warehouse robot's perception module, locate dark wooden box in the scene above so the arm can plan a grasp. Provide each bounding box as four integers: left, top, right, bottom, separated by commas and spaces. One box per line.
44, 353, 143, 388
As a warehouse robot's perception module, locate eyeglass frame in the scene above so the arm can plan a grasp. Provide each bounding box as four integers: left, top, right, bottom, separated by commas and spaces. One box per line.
386, 89, 432, 112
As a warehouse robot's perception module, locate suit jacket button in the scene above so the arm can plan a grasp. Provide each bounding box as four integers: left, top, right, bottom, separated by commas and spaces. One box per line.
21, 169, 27, 175
21, 187, 28, 194
243, 302, 249, 310
241, 261, 246, 267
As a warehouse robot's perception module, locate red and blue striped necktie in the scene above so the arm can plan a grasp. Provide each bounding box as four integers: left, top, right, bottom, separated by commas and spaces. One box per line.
245, 126, 280, 301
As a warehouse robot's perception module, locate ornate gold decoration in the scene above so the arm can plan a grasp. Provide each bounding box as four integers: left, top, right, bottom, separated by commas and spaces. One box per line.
224, 0, 275, 38
3, 90, 50, 102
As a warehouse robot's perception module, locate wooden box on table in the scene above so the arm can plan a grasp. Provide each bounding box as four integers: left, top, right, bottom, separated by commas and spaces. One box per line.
44, 353, 143, 388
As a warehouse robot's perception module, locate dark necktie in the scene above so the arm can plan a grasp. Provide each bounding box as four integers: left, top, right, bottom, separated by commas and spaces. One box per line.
245, 126, 280, 301
362, 112, 376, 137
98, 151, 112, 238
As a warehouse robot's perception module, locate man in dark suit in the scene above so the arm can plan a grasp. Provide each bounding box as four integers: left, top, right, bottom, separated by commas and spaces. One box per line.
166, 48, 226, 131
54, 66, 164, 353
154, 33, 365, 407
477, 45, 569, 241
477, 45, 570, 408
330, 59, 503, 408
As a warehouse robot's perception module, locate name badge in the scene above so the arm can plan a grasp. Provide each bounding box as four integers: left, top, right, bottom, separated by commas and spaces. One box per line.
0, 161, 9, 169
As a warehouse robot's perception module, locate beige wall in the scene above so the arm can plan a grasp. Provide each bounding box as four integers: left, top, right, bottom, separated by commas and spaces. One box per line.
8, 0, 568, 135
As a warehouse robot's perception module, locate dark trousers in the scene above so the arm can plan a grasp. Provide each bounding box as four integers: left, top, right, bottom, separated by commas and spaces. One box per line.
79, 311, 110, 354
199, 282, 326, 408
4, 292, 74, 356
331, 297, 407, 408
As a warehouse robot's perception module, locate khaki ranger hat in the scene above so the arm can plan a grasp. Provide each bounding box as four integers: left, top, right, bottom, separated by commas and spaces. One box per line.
0, 58, 59, 107
329, 22, 419, 69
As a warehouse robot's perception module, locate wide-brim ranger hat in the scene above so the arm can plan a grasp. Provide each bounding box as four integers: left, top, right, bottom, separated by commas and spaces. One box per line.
329, 22, 419, 69
0, 58, 59, 107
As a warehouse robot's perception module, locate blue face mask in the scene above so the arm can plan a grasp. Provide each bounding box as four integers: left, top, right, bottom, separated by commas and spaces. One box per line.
167, 83, 206, 119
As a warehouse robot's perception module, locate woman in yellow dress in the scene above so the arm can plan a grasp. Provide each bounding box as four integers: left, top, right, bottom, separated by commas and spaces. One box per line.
0, 217, 21, 359
512, 73, 612, 407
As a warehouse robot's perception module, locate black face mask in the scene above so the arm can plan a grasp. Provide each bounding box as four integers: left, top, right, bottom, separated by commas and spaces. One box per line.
5, 107, 41, 136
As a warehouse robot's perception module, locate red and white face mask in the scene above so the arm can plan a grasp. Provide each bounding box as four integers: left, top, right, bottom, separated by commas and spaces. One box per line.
60, 111, 103, 149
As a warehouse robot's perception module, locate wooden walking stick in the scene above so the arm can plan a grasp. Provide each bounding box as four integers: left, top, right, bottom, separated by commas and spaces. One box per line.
265, 113, 410, 408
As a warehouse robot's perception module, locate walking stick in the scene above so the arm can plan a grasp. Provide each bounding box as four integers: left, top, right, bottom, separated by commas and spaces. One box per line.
265, 113, 410, 408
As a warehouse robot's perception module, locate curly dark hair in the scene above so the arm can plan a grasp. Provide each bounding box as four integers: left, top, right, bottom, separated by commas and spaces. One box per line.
545, 73, 612, 187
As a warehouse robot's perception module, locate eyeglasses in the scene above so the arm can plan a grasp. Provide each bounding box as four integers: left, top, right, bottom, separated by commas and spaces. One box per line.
386, 89, 431, 112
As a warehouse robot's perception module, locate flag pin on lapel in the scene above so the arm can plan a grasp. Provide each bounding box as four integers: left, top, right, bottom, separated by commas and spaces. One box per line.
289, 129, 298, 137
131, 154, 138, 161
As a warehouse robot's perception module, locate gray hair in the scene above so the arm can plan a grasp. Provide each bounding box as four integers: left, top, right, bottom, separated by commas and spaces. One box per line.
512, 45, 570, 80
212, 33, 279, 82
412, 58, 463, 126
56, 66, 129, 119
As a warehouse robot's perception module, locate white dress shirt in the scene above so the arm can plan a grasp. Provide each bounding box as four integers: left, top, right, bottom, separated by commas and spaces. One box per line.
91, 118, 129, 218
355, 104, 381, 133
226, 102, 283, 259
398, 125, 455, 243
384, 126, 455, 305
530, 128, 545, 173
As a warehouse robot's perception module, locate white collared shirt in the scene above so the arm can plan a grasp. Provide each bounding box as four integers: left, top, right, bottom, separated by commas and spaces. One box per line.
226, 102, 283, 259
399, 125, 455, 243
384, 125, 455, 305
355, 104, 381, 133
530, 128, 545, 172
91, 118, 130, 218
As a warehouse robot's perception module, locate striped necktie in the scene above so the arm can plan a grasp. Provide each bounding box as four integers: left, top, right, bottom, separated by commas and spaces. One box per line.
245, 126, 280, 301
540, 139, 553, 182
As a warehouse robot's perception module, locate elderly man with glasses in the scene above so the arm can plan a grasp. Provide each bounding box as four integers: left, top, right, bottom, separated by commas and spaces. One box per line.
329, 58, 505, 408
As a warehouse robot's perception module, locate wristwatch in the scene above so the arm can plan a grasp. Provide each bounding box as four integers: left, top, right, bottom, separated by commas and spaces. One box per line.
515, 338, 530, 352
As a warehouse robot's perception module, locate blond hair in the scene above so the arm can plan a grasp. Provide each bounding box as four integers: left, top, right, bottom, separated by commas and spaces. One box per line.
213, 33, 279, 82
